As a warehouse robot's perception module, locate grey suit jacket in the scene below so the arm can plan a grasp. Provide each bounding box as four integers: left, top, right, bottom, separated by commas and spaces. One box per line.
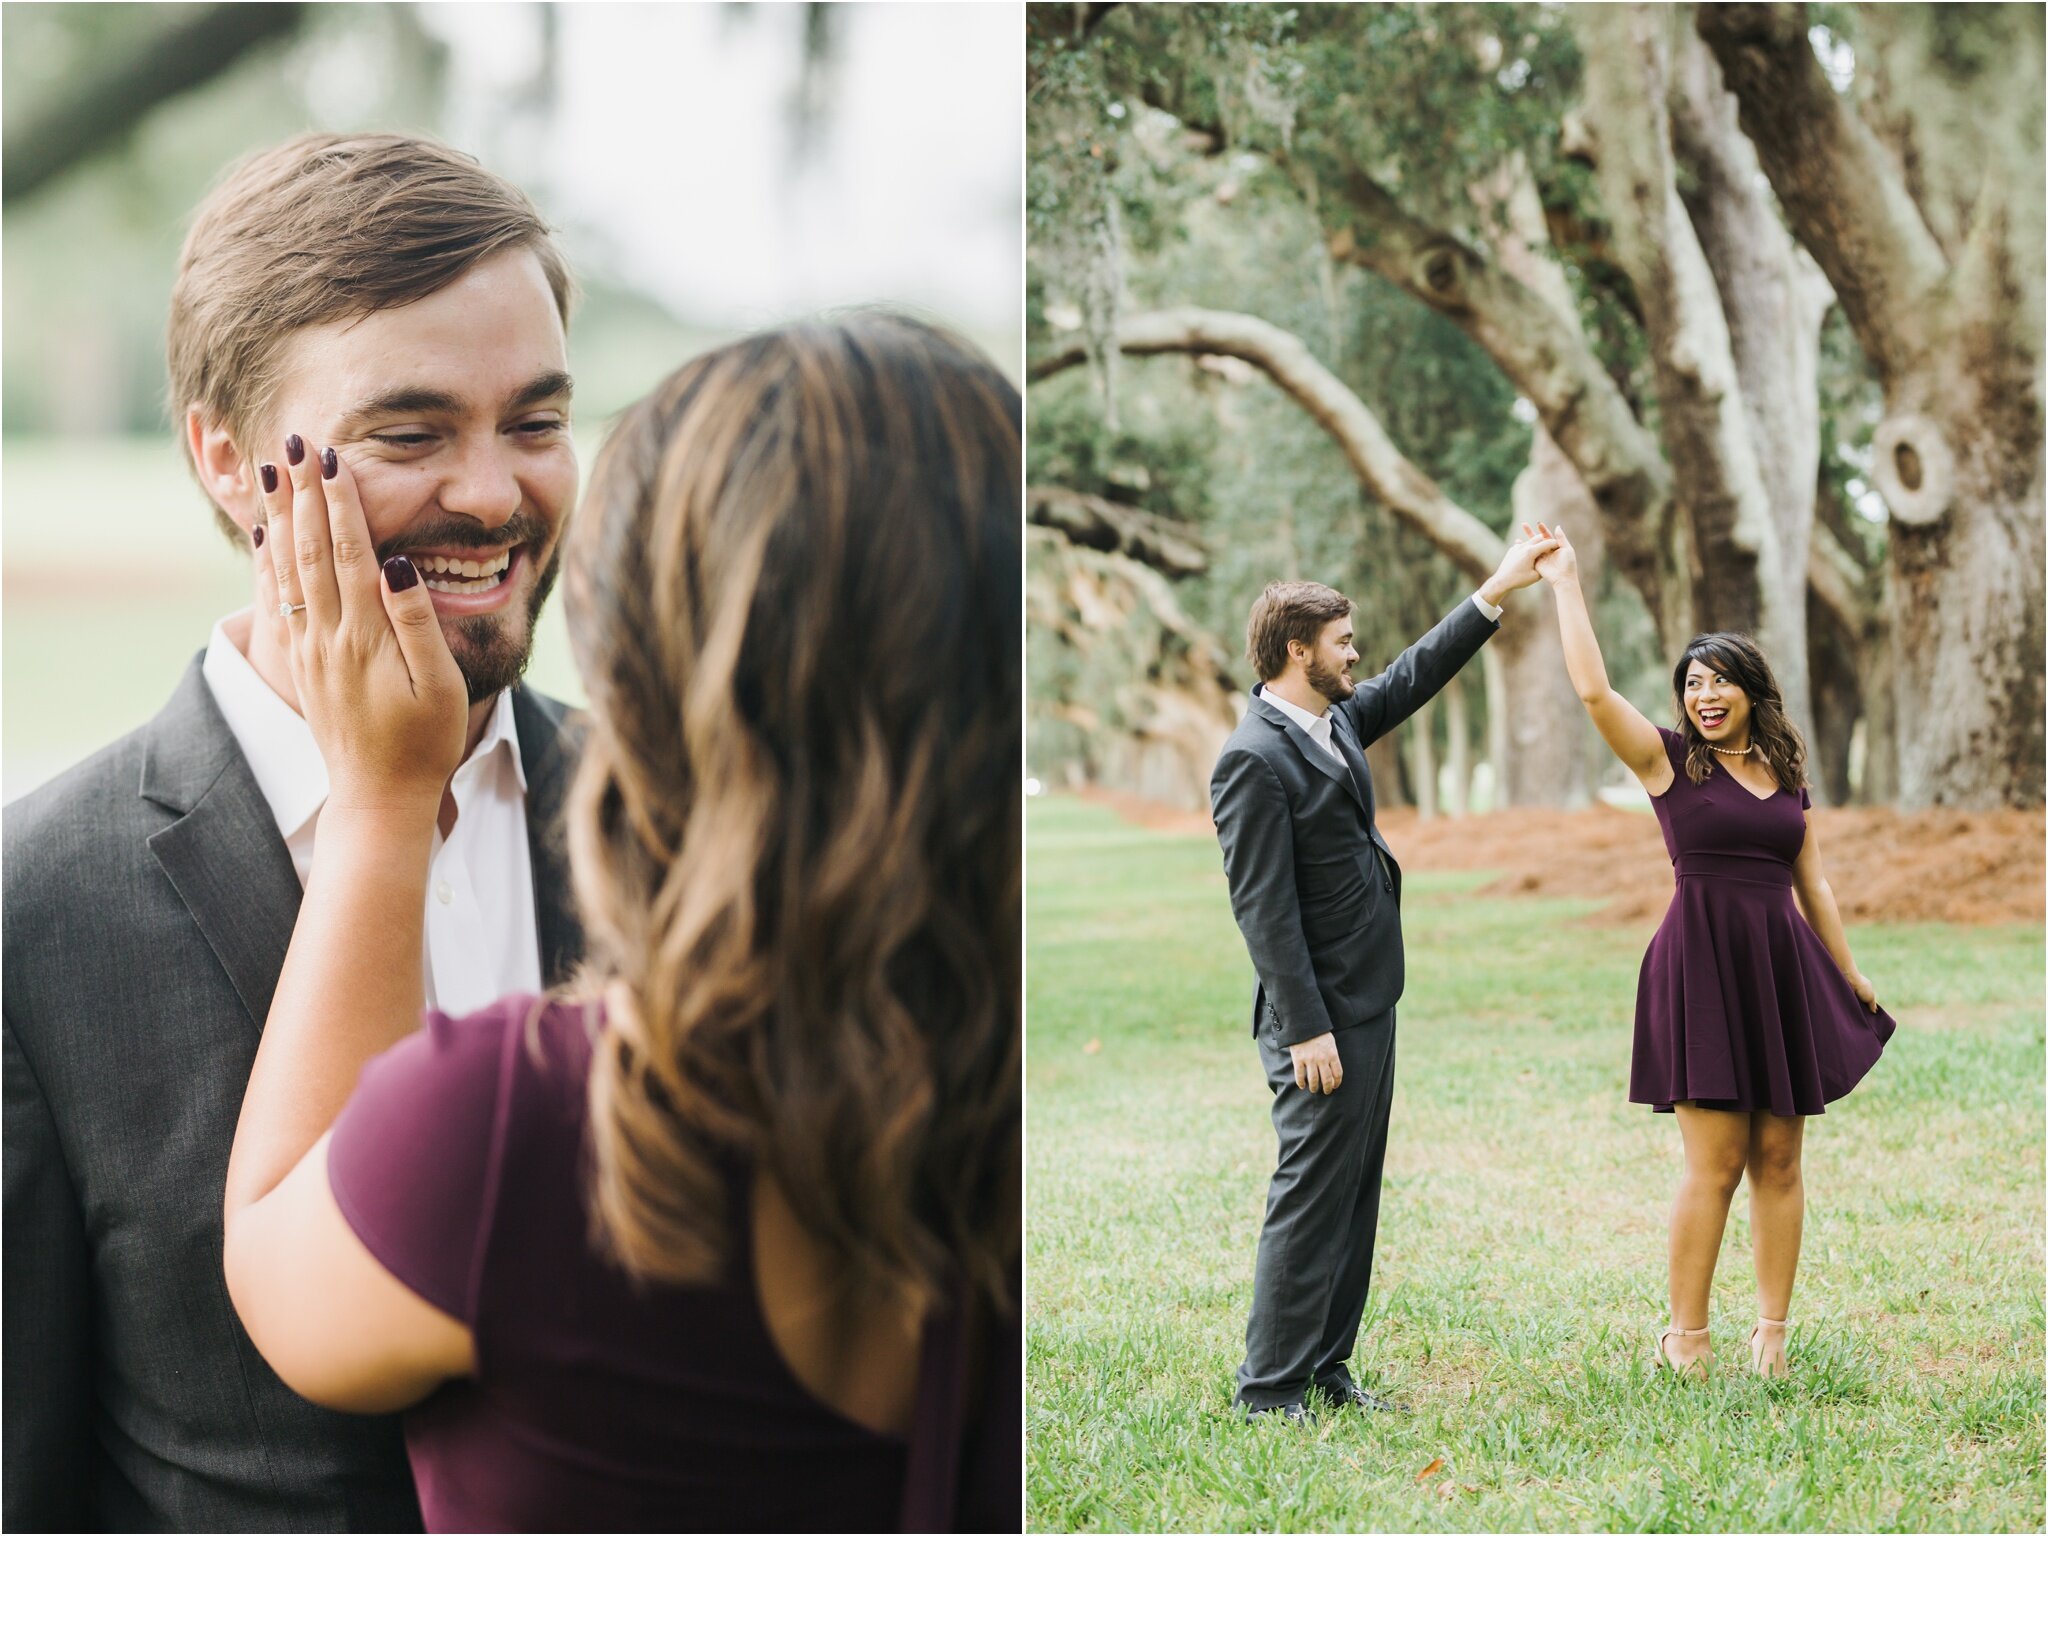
2, 656, 585, 1531
1210, 597, 1496, 1048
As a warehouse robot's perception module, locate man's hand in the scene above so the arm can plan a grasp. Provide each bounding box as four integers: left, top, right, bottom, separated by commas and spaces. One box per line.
1289, 1032, 1343, 1095
1478, 524, 1563, 604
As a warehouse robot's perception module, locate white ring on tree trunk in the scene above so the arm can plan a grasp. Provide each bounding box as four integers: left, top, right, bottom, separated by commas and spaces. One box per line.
1871, 412, 1954, 528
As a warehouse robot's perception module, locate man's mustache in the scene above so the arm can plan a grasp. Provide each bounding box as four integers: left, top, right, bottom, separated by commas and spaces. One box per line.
375, 511, 550, 563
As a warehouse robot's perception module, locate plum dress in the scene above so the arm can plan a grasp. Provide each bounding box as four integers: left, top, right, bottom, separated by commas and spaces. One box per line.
1630, 728, 1895, 1115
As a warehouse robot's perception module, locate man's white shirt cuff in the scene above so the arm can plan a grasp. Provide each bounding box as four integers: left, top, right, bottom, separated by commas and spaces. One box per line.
1470, 589, 1503, 622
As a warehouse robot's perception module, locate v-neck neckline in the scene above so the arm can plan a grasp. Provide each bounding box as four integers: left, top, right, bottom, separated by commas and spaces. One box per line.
1714, 754, 1781, 803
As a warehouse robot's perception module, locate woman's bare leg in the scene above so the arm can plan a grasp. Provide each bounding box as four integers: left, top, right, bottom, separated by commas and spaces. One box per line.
1744, 1112, 1806, 1375
1666, 1105, 1750, 1370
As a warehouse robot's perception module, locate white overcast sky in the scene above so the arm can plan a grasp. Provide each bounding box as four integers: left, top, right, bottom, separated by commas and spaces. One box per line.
411, 2, 1021, 350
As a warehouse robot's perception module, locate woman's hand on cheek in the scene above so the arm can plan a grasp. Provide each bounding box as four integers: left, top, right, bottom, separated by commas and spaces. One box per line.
261, 436, 468, 821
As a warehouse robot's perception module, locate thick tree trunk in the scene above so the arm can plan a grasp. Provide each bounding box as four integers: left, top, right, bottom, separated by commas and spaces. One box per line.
1502, 427, 1600, 807
1365, 732, 1411, 809
1805, 584, 1859, 805
1443, 671, 1472, 817
1702, 1, 2045, 807
1406, 694, 1439, 821
1576, 5, 1823, 741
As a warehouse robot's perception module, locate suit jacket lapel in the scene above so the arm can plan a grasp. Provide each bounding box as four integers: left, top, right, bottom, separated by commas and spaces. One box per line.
1250, 687, 1371, 818
1249, 688, 1355, 805
512, 684, 586, 985
140, 657, 303, 1031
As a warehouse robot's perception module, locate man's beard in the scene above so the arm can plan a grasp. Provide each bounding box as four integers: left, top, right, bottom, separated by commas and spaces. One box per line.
375, 512, 561, 705
1306, 653, 1354, 704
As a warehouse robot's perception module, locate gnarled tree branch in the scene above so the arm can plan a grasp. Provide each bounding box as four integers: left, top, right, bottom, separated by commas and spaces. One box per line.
1033, 306, 1499, 583
1695, 2, 1948, 381
1027, 487, 1211, 578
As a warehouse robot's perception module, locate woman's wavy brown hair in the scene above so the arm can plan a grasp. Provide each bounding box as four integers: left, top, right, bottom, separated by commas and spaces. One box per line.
562, 312, 1020, 1316
1672, 631, 1808, 793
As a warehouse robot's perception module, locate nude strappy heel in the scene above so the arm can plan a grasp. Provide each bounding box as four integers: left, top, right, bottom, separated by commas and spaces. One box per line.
1748, 1316, 1789, 1378
1652, 1324, 1712, 1378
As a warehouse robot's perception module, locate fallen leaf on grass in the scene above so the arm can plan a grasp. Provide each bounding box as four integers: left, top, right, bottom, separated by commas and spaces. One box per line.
1082, 1039, 1101, 1054
1435, 1480, 1457, 1500
1415, 1457, 1445, 1482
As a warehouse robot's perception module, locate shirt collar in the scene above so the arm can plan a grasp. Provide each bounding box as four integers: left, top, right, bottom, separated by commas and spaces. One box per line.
202, 609, 528, 840
458, 682, 528, 796
1258, 683, 1333, 742
202, 611, 329, 840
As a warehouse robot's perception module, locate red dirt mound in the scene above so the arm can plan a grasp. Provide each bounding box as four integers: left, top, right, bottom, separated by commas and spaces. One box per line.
1066, 786, 2045, 926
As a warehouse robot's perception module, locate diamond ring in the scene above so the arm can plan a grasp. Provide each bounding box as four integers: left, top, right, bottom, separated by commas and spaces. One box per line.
278, 600, 306, 617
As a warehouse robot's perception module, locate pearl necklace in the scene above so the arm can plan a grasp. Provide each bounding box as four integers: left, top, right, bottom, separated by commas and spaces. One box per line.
1710, 742, 1757, 757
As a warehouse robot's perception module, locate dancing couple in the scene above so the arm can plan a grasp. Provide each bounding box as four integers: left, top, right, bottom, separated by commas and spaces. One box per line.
1210, 526, 1895, 1424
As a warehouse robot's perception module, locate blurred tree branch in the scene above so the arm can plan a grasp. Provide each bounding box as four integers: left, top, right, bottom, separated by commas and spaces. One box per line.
1034, 306, 1499, 583
1028, 486, 1211, 578
3, 3, 307, 209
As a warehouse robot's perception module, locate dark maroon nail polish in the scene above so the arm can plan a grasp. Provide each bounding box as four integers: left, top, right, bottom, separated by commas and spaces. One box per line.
383, 555, 419, 592
252, 524, 265, 549
285, 434, 305, 465
260, 463, 278, 493
320, 446, 338, 480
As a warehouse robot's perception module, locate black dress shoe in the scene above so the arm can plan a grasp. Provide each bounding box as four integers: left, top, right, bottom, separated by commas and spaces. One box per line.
1316, 1381, 1408, 1414
1243, 1400, 1317, 1426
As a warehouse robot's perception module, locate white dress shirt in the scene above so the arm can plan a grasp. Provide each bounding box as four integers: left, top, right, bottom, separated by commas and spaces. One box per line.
1263, 591, 1502, 761
202, 611, 543, 1018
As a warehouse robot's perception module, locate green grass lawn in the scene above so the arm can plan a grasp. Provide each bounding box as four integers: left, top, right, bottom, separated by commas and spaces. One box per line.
1025, 796, 2046, 1532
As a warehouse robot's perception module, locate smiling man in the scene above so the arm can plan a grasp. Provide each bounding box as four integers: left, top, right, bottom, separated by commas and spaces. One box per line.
3, 134, 586, 1530
1210, 537, 1552, 1426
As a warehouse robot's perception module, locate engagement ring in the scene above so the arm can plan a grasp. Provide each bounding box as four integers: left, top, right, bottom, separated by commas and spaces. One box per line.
278, 600, 305, 617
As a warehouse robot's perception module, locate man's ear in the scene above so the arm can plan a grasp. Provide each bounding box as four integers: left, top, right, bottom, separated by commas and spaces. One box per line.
187, 406, 257, 536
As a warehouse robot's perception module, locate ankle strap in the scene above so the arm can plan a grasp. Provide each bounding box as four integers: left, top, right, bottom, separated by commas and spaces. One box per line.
1665, 1325, 1710, 1337
1755, 1317, 1789, 1330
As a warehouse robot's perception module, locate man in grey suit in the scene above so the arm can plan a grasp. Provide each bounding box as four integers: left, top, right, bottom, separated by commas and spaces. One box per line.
1211, 539, 1554, 1422
4, 134, 586, 1529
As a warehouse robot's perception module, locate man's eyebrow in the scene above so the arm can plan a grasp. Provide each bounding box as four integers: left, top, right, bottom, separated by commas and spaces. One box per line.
509, 369, 574, 408
341, 386, 467, 421
338, 371, 574, 425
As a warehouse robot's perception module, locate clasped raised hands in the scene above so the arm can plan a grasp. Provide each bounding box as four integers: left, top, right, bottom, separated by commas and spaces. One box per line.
258, 437, 468, 821
1522, 521, 1579, 585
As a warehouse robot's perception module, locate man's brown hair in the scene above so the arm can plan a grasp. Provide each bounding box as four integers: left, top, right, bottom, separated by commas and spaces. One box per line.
1244, 580, 1351, 681
167, 132, 574, 546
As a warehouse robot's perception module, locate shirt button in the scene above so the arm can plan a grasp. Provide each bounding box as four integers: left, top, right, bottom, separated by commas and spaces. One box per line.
435, 879, 453, 905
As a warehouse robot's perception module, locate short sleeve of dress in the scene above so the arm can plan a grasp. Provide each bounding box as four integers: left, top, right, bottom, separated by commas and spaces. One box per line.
1658, 726, 1686, 772
326, 1000, 527, 1326
1800, 785, 1812, 810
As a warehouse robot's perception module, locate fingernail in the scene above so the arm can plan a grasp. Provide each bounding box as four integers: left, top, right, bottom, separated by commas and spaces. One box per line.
285, 434, 305, 466
260, 464, 278, 493
320, 446, 338, 480
383, 555, 419, 592
252, 524, 265, 550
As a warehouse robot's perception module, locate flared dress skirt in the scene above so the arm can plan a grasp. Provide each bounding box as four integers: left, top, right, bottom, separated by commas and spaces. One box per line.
1629, 729, 1896, 1115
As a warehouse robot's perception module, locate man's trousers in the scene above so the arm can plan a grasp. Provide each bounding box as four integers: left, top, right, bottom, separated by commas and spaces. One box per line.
1234, 1009, 1398, 1409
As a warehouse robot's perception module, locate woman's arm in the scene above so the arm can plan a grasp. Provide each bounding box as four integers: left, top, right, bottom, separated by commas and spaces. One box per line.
1791, 821, 1881, 1013
1532, 526, 1672, 796
221, 439, 476, 1411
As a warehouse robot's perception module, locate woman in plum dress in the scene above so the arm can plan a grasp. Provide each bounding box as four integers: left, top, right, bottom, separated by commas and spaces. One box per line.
1529, 523, 1894, 1379
217, 315, 1020, 1528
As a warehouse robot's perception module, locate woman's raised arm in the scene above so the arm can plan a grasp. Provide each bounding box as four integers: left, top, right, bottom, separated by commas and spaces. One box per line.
1529, 524, 1672, 797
